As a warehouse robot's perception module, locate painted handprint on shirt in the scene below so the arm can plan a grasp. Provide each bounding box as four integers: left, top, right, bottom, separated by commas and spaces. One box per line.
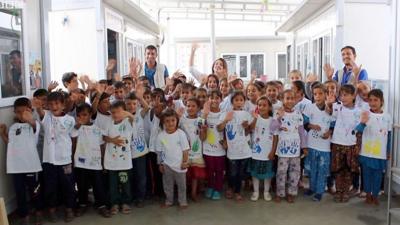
133, 138, 145, 152
192, 139, 200, 152
253, 143, 262, 154
226, 124, 236, 140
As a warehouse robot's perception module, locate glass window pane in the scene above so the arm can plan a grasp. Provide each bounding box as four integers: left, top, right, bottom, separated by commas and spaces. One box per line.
223, 54, 236, 76
250, 54, 264, 77
240, 55, 247, 78
0, 9, 24, 98
278, 54, 287, 79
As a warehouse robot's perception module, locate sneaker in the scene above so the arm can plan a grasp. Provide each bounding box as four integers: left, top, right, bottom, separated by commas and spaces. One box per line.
312, 193, 322, 202
64, 208, 74, 223
205, 188, 214, 199
211, 191, 221, 200
110, 205, 119, 215
304, 189, 314, 196
121, 204, 131, 214
250, 192, 259, 201
264, 192, 272, 201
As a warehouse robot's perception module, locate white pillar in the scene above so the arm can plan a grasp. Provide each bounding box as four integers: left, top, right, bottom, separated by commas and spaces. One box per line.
210, 2, 216, 60
334, 0, 344, 69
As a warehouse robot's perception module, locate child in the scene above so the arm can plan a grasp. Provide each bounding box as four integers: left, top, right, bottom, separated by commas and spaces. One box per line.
273, 90, 307, 203
292, 80, 311, 114
34, 91, 76, 222
219, 77, 230, 99
289, 69, 302, 83
248, 96, 277, 201
202, 90, 226, 200
266, 81, 282, 112
356, 89, 391, 205
217, 91, 252, 201
303, 84, 334, 201
195, 88, 208, 110
355, 81, 371, 111
125, 92, 150, 208
103, 101, 135, 214
62, 72, 79, 92
179, 97, 207, 201
112, 81, 126, 102
206, 74, 219, 91
155, 109, 190, 209
330, 84, 361, 202
174, 83, 194, 110
71, 103, 110, 217
0, 98, 43, 225
246, 82, 263, 113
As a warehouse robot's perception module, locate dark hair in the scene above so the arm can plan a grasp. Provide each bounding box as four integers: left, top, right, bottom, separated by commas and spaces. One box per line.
208, 89, 223, 99
340, 84, 356, 95
110, 100, 126, 110
98, 79, 108, 84
113, 81, 125, 89
151, 88, 166, 103
275, 80, 284, 87
206, 74, 220, 88
230, 91, 246, 104
256, 96, 273, 117
282, 89, 295, 99
90, 92, 110, 104
145, 45, 158, 53
195, 87, 207, 95
160, 108, 179, 129
138, 76, 149, 81
186, 97, 201, 108
173, 78, 183, 87
122, 75, 134, 82
9, 50, 21, 57
14, 97, 31, 110
341, 46, 356, 55
368, 89, 384, 106
292, 80, 306, 95
312, 83, 327, 93
212, 58, 227, 74
143, 87, 152, 96
47, 91, 65, 104
76, 102, 92, 115
247, 82, 264, 95
62, 72, 78, 87
71, 88, 85, 95
266, 81, 278, 89
33, 88, 48, 97
125, 92, 138, 101
181, 83, 195, 92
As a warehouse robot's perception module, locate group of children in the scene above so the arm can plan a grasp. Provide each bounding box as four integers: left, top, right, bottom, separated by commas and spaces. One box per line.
0, 67, 392, 225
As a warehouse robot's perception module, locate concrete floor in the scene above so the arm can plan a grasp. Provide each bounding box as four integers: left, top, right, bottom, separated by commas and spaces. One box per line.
15, 192, 399, 225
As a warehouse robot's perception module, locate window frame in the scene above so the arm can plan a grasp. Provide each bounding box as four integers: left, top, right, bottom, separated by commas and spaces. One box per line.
221, 52, 266, 80
275, 51, 287, 80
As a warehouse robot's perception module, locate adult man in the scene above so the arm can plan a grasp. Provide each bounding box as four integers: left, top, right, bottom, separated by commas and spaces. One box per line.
3, 50, 23, 97
140, 45, 169, 89
324, 46, 368, 85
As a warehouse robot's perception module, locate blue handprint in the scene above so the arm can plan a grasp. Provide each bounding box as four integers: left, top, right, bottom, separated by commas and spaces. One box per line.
226, 124, 236, 140
253, 143, 262, 154
133, 138, 145, 152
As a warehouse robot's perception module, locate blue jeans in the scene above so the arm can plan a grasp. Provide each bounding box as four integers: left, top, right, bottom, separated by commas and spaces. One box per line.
308, 149, 330, 195
131, 156, 147, 202
228, 158, 250, 193
361, 165, 383, 197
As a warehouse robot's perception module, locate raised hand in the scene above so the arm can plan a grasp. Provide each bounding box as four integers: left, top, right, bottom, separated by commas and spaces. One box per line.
106, 59, 117, 72
105, 86, 114, 95
47, 81, 59, 92
309, 124, 321, 131
176, 107, 185, 118
129, 57, 142, 78
360, 111, 370, 124
225, 111, 234, 122
21, 110, 34, 123
276, 107, 285, 119
323, 64, 334, 80
326, 92, 336, 105
202, 100, 211, 117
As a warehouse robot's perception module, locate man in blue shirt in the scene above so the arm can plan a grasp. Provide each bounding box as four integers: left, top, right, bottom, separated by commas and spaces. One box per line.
141, 45, 169, 89
325, 46, 368, 85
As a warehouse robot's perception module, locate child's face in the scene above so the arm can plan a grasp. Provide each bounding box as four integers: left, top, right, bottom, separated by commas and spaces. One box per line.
209, 94, 222, 110
125, 99, 138, 114
220, 81, 229, 96
140, 79, 149, 87
143, 93, 151, 106
152, 97, 165, 117
313, 88, 326, 105
36, 95, 47, 109
289, 73, 301, 82
232, 95, 245, 110
291, 86, 303, 103
48, 100, 64, 116
196, 91, 207, 109
233, 80, 244, 90
98, 98, 110, 113
257, 99, 270, 116
266, 86, 278, 102
77, 110, 91, 125
186, 100, 199, 118
76, 93, 86, 104
14, 106, 31, 122
283, 92, 296, 110
247, 85, 259, 102
67, 77, 79, 91
110, 106, 125, 122
207, 77, 218, 90
163, 116, 178, 133
114, 88, 125, 100
340, 91, 355, 107
356, 82, 370, 101
325, 82, 337, 96
368, 95, 382, 112
124, 80, 134, 92
181, 89, 192, 103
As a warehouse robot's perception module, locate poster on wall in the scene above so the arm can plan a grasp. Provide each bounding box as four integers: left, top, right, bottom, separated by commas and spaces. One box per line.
29, 52, 42, 90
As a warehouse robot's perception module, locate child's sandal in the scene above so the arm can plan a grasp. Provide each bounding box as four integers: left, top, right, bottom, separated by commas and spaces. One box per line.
225, 189, 234, 199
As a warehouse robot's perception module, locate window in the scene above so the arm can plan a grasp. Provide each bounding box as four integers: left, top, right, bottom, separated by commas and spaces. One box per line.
0, 8, 25, 99
222, 53, 265, 79
286, 45, 291, 73
296, 45, 302, 73
125, 38, 144, 73
276, 53, 287, 80
303, 42, 309, 76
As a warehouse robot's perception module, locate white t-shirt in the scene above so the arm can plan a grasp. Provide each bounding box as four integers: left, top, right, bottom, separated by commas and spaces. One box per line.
220, 94, 232, 112
130, 112, 149, 159
244, 101, 257, 113
203, 112, 226, 157
143, 110, 153, 145
331, 104, 361, 146
272, 100, 283, 113
71, 124, 105, 170
276, 110, 303, 158
295, 97, 312, 114
94, 112, 112, 132
355, 95, 370, 111
303, 103, 333, 152
42, 111, 75, 165
104, 118, 133, 170
179, 116, 204, 165
360, 112, 392, 159
149, 116, 161, 152
220, 110, 252, 160
155, 129, 190, 173
252, 116, 274, 161
6, 121, 42, 174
